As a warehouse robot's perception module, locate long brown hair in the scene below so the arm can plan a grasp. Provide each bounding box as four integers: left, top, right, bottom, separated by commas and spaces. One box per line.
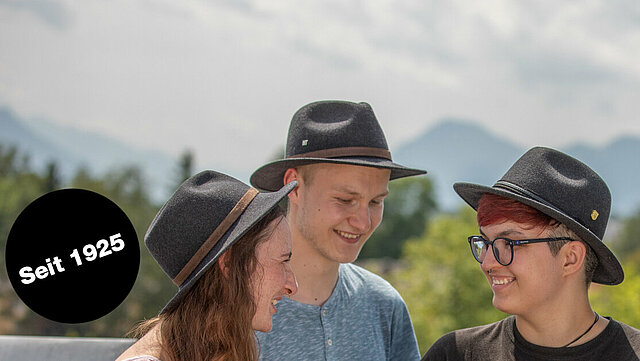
131, 206, 284, 361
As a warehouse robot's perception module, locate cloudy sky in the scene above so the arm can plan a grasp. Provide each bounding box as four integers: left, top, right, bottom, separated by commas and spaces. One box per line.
1, 0, 639, 175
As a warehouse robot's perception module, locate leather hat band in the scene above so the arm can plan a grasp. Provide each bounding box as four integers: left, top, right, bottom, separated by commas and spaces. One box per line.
289, 146, 392, 161
172, 187, 259, 286
493, 180, 562, 214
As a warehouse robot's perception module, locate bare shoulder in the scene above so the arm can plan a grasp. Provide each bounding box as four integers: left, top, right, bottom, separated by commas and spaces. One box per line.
115, 326, 162, 361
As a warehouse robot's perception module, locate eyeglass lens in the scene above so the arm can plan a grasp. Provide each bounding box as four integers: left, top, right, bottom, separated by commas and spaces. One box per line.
471, 237, 512, 265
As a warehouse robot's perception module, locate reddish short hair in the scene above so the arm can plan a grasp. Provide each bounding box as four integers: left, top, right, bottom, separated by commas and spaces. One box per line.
477, 193, 598, 287
477, 193, 555, 228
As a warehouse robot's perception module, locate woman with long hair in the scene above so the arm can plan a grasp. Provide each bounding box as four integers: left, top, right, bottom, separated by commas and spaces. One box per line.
116, 170, 298, 361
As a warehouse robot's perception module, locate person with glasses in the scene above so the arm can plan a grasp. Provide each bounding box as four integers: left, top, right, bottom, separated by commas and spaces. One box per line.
422, 146, 640, 360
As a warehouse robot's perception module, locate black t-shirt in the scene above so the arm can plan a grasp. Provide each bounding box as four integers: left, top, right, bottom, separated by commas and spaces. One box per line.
422, 316, 640, 361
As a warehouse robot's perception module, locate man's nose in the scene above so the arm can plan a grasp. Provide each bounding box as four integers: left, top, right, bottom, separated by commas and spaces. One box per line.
284, 263, 298, 296
348, 204, 371, 233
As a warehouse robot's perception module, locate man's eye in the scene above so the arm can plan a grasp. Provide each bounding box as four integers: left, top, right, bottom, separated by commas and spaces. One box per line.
336, 198, 351, 204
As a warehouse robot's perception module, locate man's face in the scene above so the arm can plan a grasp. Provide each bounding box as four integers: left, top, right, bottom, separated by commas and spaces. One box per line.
479, 220, 565, 316
292, 163, 390, 264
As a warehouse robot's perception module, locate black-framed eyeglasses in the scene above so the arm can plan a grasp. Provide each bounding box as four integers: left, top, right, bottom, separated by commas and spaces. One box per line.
467, 235, 575, 266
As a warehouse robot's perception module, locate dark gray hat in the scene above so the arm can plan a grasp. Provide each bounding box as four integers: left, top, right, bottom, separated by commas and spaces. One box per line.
454, 146, 623, 285
250, 100, 426, 191
144, 170, 296, 314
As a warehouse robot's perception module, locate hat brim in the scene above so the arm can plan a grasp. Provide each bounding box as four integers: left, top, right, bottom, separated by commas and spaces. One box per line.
453, 182, 624, 285
159, 181, 297, 314
250, 156, 426, 191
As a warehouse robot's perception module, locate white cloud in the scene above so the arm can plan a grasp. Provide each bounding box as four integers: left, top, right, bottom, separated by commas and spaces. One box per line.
0, 0, 638, 174
0, 0, 72, 29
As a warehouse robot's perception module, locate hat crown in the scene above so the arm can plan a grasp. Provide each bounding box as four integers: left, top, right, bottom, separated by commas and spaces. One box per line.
144, 171, 251, 280
249, 100, 426, 192
499, 147, 611, 239
285, 100, 389, 157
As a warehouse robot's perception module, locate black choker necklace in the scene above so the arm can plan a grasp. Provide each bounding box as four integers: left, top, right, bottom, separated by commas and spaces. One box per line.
562, 312, 599, 348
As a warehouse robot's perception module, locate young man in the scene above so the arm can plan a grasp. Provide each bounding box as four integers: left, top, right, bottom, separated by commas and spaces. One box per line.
423, 147, 640, 360
250, 100, 424, 360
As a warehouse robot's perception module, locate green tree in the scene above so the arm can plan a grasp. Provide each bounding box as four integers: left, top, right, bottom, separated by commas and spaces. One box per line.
360, 176, 437, 259
57, 166, 170, 336
612, 207, 640, 257
589, 246, 640, 328
174, 149, 194, 188
0, 145, 49, 333
42, 161, 61, 192
0, 155, 170, 337
388, 208, 505, 353
590, 209, 640, 328
0, 144, 30, 176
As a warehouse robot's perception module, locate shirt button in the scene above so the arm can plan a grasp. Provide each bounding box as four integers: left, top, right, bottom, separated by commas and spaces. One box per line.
327, 339, 332, 346
322, 310, 326, 316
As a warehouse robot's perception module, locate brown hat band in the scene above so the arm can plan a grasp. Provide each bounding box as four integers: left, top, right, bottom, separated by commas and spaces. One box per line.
172, 187, 259, 286
288, 146, 392, 161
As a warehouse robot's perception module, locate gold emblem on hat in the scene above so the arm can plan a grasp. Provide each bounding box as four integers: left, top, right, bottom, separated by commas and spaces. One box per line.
591, 210, 599, 221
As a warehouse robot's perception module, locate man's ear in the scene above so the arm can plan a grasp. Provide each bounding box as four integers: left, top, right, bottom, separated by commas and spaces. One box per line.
561, 241, 587, 279
283, 168, 300, 203
217, 250, 231, 278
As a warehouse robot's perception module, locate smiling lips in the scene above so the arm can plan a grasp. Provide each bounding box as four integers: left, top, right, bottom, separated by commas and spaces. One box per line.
491, 276, 515, 287
336, 230, 361, 243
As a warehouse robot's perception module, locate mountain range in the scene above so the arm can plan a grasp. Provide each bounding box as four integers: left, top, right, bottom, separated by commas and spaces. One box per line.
0, 107, 176, 202
2, 107, 639, 217
394, 119, 640, 217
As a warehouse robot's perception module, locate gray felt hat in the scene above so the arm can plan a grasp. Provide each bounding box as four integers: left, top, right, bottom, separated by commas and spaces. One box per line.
144, 170, 296, 314
250, 100, 426, 191
454, 146, 623, 285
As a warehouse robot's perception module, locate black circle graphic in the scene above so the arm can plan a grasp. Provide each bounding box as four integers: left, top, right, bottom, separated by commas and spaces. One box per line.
5, 189, 139, 323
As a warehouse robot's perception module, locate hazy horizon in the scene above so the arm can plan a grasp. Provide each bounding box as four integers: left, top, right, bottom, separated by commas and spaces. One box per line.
1, 0, 639, 174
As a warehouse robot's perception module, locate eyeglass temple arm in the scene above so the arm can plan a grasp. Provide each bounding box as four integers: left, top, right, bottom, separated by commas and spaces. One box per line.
510, 237, 574, 246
